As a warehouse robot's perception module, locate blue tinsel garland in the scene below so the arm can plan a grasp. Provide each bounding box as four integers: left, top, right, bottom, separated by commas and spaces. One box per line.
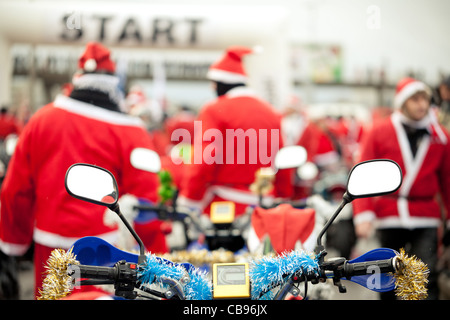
138, 250, 322, 300
137, 254, 212, 300
249, 250, 322, 300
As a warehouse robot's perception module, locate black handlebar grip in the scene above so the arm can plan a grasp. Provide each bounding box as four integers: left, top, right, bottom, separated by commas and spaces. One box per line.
77, 265, 117, 280
343, 257, 399, 277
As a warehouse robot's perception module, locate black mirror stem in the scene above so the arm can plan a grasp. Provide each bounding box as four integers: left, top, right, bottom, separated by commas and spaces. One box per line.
109, 203, 146, 265
314, 193, 352, 260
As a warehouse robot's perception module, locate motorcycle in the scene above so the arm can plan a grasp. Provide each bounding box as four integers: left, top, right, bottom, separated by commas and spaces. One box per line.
130, 146, 310, 254
38, 157, 429, 301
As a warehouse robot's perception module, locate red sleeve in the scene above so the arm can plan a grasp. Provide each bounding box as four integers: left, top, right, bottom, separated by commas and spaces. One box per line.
273, 129, 294, 199
119, 128, 160, 203
438, 130, 450, 225
0, 122, 35, 255
179, 103, 218, 202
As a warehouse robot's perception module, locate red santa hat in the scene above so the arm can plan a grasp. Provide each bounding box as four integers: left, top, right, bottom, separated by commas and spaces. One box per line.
78, 42, 116, 74
248, 204, 316, 254
206, 45, 263, 84
393, 77, 431, 109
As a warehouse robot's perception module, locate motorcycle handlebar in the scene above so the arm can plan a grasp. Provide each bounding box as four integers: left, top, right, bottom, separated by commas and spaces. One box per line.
71, 256, 402, 300
72, 260, 138, 285
75, 264, 117, 280
342, 256, 401, 278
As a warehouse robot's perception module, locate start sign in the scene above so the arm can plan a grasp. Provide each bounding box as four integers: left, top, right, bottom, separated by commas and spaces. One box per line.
59, 12, 205, 47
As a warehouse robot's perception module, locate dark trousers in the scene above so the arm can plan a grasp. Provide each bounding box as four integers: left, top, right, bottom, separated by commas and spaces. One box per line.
377, 227, 438, 300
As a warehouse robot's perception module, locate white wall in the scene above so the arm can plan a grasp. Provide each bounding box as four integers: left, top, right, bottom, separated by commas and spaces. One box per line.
130, 0, 449, 85
286, 0, 450, 85
1, 0, 448, 110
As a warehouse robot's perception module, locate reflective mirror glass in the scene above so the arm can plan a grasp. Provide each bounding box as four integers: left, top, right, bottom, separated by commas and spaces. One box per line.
5, 134, 18, 156
297, 162, 319, 180
65, 164, 118, 206
130, 148, 161, 173
274, 146, 307, 170
347, 160, 402, 199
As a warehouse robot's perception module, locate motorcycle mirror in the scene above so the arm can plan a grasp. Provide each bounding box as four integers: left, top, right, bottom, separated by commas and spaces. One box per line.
346, 159, 402, 200
4, 134, 19, 157
315, 159, 402, 256
65, 163, 147, 264
297, 161, 319, 181
130, 148, 161, 173
274, 146, 307, 170
65, 163, 119, 208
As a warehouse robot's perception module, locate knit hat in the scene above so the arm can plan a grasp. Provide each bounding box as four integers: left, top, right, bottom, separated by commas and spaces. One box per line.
206, 46, 262, 84
393, 77, 431, 109
71, 42, 124, 111
78, 42, 116, 74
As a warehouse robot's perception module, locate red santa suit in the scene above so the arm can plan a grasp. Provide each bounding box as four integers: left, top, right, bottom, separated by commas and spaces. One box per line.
0, 42, 167, 296
353, 80, 450, 230
281, 113, 338, 199
177, 46, 292, 216
177, 87, 292, 215
0, 109, 21, 140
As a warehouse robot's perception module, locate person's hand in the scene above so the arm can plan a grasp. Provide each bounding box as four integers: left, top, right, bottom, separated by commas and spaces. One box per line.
355, 220, 374, 239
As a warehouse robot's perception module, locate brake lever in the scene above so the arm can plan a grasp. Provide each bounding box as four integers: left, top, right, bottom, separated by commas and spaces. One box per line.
160, 274, 189, 300
320, 257, 347, 293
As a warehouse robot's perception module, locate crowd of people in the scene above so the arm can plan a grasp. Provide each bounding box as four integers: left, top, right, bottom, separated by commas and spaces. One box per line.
0, 41, 449, 300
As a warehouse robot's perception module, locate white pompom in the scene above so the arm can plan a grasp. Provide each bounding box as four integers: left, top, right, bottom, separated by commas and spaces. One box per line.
252, 45, 264, 54
84, 59, 97, 72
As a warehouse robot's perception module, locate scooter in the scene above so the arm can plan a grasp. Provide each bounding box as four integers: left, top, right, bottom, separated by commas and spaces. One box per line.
38, 156, 429, 300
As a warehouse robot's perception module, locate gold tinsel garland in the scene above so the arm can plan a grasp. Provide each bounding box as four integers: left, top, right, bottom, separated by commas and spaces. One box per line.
392, 248, 429, 300
37, 248, 79, 300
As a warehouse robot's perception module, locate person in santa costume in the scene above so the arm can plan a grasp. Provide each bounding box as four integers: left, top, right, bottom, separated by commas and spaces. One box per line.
353, 77, 450, 300
280, 95, 339, 200
0, 42, 168, 298
176, 46, 292, 217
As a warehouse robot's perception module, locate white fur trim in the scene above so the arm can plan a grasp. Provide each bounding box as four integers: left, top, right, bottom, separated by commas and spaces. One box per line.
394, 81, 431, 109
0, 239, 30, 256
33, 228, 118, 250
353, 210, 376, 225
53, 95, 145, 127
212, 185, 274, 207
176, 194, 211, 214
246, 226, 262, 253
429, 109, 448, 144
72, 73, 126, 110
391, 112, 431, 224
314, 150, 340, 167
178, 185, 274, 213
225, 86, 257, 99
377, 216, 441, 229
206, 69, 248, 84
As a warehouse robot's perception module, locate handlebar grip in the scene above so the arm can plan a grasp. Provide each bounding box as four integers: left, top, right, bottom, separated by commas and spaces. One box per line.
77, 265, 117, 280
343, 257, 400, 277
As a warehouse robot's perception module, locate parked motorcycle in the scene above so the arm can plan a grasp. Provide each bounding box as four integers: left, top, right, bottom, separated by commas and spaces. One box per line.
38, 157, 429, 301
130, 146, 310, 254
